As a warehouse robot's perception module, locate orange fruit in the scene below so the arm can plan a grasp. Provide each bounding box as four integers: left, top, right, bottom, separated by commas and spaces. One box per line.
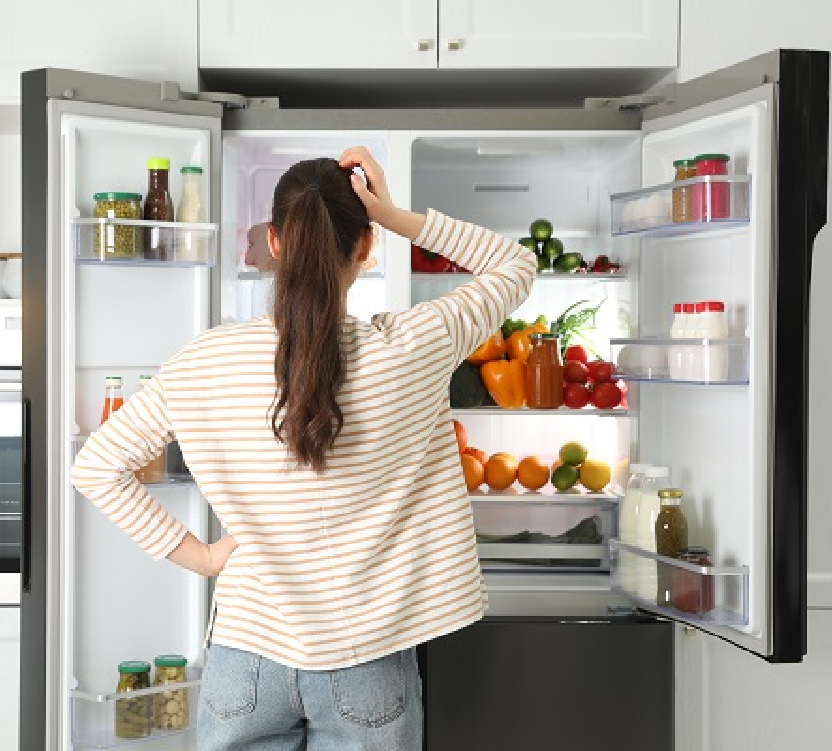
463, 446, 489, 466
461, 453, 485, 491
453, 419, 467, 453
517, 456, 551, 491
484, 452, 519, 491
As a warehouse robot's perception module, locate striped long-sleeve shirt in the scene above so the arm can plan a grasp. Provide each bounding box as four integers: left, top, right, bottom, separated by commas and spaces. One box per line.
70, 210, 537, 670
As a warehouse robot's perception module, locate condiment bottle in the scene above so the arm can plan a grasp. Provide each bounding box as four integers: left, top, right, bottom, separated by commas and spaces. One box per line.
100, 376, 124, 425
525, 334, 563, 409
671, 158, 696, 223
668, 303, 686, 380
135, 375, 165, 483
693, 300, 729, 382
692, 153, 731, 221
144, 157, 175, 260
619, 463, 650, 594
680, 302, 698, 381
673, 546, 716, 614
176, 166, 207, 263
153, 654, 189, 730
115, 661, 152, 739
655, 488, 689, 606
634, 465, 669, 602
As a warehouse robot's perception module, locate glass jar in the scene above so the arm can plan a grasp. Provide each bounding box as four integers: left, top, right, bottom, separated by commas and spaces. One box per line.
153, 654, 189, 730
692, 153, 731, 221
525, 334, 563, 409
655, 488, 689, 606
176, 166, 207, 263
144, 157, 175, 260
673, 546, 716, 614
115, 661, 152, 739
671, 158, 696, 223
93, 192, 142, 259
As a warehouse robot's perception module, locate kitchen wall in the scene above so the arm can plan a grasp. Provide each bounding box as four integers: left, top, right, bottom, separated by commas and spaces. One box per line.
675, 3, 832, 749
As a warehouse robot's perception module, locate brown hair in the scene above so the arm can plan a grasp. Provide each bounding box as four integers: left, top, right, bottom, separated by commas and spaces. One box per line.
270, 157, 370, 472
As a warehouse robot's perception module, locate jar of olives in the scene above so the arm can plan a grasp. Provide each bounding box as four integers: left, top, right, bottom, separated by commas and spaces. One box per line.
115, 661, 152, 739
153, 654, 189, 731
93, 192, 142, 259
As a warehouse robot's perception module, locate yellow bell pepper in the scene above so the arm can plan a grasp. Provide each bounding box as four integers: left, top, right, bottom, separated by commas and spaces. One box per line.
466, 331, 506, 365
506, 322, 550, 363
481, 358, 527, 409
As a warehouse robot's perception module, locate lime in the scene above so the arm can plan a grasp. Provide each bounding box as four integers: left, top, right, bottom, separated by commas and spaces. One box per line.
536, 254, 551, 273
552, 463, 580, 491
579, 458, 612, 492
519, 236, 539, 253
542, 237, 564, 260
553, 252, 583, 272
559, 441, 588, 466
530, 219, 553, 240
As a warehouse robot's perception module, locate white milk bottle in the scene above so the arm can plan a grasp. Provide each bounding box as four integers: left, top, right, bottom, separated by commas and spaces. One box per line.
619, 463, 650, 594
635, 465, 669, 601
695, 300, 729, 382
680, 302, 699, 380
667, 303, 689, 380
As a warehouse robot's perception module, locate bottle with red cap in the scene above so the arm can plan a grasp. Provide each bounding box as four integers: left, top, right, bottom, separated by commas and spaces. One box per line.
693, 300, 729, 382
668, 303, 689, 380
679, 302, 698, 381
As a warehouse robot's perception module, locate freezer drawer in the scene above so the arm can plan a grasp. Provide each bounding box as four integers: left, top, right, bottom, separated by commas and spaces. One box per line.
423, 616, 673, 751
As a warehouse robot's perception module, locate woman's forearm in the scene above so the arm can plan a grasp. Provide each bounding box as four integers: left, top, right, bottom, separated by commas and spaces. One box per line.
166, 532, 237, 576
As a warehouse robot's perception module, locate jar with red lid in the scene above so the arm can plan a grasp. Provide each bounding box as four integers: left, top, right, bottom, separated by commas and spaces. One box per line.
672, 546, 715, 614
692, 153, 730, 221
525, 334, 563, 409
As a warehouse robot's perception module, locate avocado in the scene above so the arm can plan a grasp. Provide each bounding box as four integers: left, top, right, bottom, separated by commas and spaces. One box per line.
553, 252, 583, 273
529, 219, 553, 240
541, 237, 564, 260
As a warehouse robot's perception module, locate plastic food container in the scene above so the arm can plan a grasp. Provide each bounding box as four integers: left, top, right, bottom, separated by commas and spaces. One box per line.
93, 192, 142, 259
692, 154, 731, 221
153, 654, 189, 730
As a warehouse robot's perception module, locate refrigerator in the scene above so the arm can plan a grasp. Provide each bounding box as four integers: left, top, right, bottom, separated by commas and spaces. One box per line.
19, 48, 828, 750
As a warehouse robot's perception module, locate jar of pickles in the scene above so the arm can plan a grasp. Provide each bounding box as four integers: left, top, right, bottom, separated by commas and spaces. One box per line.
93, 192, 142, 259
153, 654, 189, 730
671, 158, 696, 223
115, 661, 152, 739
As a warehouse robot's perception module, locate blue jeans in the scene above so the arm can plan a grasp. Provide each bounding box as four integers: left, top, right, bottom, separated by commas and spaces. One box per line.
196, 644, 423, 750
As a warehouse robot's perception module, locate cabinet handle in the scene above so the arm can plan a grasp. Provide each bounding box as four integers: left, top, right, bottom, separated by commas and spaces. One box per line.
447, 39, 463, 51
417, 39, 433, 52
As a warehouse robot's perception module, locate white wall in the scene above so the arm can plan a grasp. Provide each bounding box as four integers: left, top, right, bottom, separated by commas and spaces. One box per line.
676, 3, 832, 749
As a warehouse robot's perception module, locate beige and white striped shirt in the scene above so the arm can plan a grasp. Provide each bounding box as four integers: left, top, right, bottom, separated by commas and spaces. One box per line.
71, 210, 536, 669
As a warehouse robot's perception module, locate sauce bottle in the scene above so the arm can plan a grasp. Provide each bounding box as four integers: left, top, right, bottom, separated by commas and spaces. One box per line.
144, 157, 175, 260
101, 376, 124, 425
655, 487, 689, 606
525, 334, 563, 409
177, 166, 207, 263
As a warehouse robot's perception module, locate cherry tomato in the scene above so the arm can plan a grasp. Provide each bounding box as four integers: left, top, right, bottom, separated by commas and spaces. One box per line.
591, 381, 623, 410
590, 361, 615, 383
563, 360, 589, 384
563, 383, 591, 409
563, 345, 588, 364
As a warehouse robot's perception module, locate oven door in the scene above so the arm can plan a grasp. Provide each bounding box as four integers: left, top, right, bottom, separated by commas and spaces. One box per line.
0, 368, 21, 604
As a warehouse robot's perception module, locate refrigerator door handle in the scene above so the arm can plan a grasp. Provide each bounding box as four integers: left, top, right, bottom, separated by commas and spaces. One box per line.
21, 396, 31, 593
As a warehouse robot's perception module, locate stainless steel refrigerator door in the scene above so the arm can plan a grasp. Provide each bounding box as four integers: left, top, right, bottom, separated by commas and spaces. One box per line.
21, 68, 222, 750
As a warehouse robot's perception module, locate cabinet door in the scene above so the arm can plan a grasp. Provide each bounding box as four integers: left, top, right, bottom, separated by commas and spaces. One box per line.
0, 0, 198, 102
438, 0, 678, 69
199, 0, 438, 70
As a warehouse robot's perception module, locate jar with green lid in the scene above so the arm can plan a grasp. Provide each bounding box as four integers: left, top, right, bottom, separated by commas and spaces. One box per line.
92, 192, 142, 259
115, 661, 152, 739
671, 158, 696, 223
655, 488, 689, 606
153, 654, 189, 730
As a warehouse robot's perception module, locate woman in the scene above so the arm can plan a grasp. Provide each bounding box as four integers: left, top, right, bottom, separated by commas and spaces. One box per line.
71, 146, 536, 749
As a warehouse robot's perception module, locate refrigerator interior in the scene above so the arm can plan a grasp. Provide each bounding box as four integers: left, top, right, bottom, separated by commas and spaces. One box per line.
221, 131, 410, 326
60, 109, 214, 747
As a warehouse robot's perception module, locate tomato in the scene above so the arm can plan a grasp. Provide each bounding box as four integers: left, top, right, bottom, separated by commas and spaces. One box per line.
587, 360, 614, 383
591, 381, 623, 410
563, 345, 588, 364
563, 383, 591, 409
563, 360, 589, 384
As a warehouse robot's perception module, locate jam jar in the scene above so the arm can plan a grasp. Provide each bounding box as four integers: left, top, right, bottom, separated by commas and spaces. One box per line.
525, 334, 563, 409
672, 546, 716, 615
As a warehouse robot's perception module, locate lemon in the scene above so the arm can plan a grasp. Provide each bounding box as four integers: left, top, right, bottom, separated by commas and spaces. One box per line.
559, 441, 588, 467
552, 464, 580, 491
579, 458, 612, 492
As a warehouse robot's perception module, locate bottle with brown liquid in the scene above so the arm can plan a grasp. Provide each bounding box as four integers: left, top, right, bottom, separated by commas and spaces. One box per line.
525, 334, 563, 409
144, 157, 174, 260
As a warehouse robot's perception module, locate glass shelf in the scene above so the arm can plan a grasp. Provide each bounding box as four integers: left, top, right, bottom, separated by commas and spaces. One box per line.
610, 175, 751, 237
610, 337, 749, 385
71, 670, 200, 748
610, 539, 749, 627
74, 218, 218, 267
411, 271, 628, 283
452, 407, 631, 417
470, 487, 621, 505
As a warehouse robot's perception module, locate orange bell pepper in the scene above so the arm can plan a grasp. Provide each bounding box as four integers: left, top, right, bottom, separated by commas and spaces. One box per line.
481, 358, 527, 409
466, 331, 506, 365
506, 322, 550, 363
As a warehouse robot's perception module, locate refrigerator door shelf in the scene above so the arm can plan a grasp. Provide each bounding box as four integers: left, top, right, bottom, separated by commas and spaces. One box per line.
611, 337, 750, 385
71, 668, 201, 749
610, 539, 750, 628
452, 407, 632, 417
411, 271, 629, 283
73, 218, 219, 268
470, 487, 622, 506
611, 174, 752, 237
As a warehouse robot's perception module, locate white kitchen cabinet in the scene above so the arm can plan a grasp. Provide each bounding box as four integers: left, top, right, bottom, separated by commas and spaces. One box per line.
0, 0, 198, 103
438, 0, 678, 69
199, 0, 678, 71
198, 0, 439, 70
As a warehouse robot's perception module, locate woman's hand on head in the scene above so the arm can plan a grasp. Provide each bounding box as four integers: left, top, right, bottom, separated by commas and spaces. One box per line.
339, 147, 396, 228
